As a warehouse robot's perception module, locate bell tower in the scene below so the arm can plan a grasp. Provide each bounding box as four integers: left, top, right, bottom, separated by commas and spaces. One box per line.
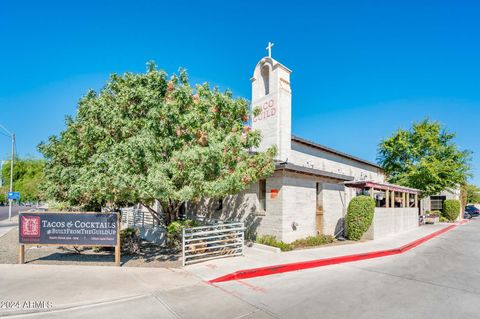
251, 43, 292, 161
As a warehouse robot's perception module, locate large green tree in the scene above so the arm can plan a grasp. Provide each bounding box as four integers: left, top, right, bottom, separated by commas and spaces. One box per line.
377, 119, 471, 197
462, 183, 480, 204
39, 62, 276, 224
1, 158, 45, 202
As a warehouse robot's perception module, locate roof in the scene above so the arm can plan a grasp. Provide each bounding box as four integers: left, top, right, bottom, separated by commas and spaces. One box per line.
275, 162, 354, 181
343, 180, 421, 194
291, 135, 383, 170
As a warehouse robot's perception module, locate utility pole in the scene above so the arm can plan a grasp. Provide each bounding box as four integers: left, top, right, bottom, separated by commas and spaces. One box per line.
8, 132, 14, 221
0, 124, 15, 220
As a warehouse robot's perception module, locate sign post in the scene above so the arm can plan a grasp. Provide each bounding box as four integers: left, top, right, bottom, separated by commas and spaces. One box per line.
19, 244, 25, 264
18, 212, 121, 266
8, 192, 21, 222
115, 213, 121, 266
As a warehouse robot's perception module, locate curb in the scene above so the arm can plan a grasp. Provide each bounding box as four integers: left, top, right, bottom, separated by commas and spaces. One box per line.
209, 222, 466, 283
251, 243, 281, 254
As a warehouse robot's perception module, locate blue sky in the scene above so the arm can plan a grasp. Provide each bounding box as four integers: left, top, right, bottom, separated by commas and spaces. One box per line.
0, 0, 479, 184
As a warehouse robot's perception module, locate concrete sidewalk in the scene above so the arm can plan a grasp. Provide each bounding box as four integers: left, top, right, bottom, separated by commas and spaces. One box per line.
0, 264, 273, 318
0, 214, 274, 318
186, 223, 455, 282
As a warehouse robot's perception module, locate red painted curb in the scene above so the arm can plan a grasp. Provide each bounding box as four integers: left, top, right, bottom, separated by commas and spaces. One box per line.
209, 223, 463, 283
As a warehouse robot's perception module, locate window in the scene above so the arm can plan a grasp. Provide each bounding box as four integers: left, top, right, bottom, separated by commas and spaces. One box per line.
430, 196, 446, 211
216, 199, 223, 211
258, 179, 266, 211
261, 65, 270, 95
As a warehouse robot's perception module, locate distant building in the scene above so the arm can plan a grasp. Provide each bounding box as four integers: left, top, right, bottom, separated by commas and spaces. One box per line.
422, 188, 461, 213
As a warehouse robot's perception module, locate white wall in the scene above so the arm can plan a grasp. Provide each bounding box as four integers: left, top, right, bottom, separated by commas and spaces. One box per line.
280, 175, 316, 243
251, 57, 292, 162
268, 173, 348, 243
322, 183, 348, 237
421, 188, 461, 214
363, 208, 418, 240
439, 189, 461, 200
187, 171, 351, 243
290, 141, 384, 182
187, 172, 286, 241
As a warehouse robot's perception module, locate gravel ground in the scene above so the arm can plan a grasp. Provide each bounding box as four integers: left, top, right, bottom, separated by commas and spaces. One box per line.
0, 227, 181, 268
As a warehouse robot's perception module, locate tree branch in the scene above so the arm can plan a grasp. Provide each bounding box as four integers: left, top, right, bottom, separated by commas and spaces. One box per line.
141, 202, 166, 227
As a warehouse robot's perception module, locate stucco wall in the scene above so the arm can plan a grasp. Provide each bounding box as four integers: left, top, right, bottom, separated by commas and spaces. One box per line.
187, 172, 286, 241
280, 174, 316, 243
439, 189, 461, 200
363, 208, 418, 240
322, 183, 348, 237
290, 141, 385, 182
267, 173, 350, 243
421, 188, 461, 214
187, 171, 351, 243
420, 197, 431, 214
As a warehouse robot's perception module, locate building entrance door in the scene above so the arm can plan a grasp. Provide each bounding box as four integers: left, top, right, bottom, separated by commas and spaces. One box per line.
316, 183, 324, 235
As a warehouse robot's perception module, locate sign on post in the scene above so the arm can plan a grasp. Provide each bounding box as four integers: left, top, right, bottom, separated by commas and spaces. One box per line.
18, 212, 121, 266
8, 192, 20, 200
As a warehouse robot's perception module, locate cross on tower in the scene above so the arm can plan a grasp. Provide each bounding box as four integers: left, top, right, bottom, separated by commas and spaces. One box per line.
266, 42, 274, 58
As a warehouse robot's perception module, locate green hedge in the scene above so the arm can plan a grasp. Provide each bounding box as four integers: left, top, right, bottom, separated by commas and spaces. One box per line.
346, 196, 376, 241
443, 199, 461, 221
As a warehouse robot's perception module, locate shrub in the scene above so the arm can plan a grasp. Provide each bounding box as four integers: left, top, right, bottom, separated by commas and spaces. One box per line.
346, 195, 376, 241
430, 210, 442, 217
120, 227, 141, 254
439, 216, 449, 223
442, 199, 461, 221
291, 235, 335, 248
256, 235, 293, 251
166, 219, 199, 251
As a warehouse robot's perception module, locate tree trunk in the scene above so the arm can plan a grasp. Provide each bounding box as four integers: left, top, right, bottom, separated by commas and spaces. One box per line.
141, 203, 166, 227
143, 200, 185, 226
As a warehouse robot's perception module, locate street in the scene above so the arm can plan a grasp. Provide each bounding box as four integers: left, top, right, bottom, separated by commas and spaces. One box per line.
1, 220, 479, 318
217, 220, 480, 319
0, 205, 29, 221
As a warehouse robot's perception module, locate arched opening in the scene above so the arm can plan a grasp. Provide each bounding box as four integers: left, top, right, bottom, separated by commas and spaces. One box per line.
261, 65, 270, 95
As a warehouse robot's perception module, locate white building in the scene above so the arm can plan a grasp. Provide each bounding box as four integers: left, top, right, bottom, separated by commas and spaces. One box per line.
189, 50, 420, 243
421, 188, 461, 213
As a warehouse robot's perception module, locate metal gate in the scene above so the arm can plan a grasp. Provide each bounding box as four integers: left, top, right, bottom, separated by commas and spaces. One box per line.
121, 207, 160, 229
182, 222, 244, 266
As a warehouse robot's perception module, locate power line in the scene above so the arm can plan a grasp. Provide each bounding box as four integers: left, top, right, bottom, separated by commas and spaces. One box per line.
0, 124, 11, 136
